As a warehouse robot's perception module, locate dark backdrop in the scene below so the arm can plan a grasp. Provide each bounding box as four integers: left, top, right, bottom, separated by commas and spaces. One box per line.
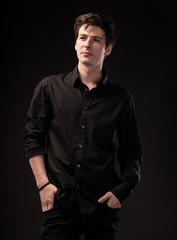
1, 1, 177, 239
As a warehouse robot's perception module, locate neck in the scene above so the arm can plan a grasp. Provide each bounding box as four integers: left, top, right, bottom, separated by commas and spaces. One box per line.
78, 63, 103, 89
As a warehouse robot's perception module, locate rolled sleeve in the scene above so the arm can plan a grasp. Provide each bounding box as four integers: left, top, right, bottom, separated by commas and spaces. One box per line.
24, 79, 52, 160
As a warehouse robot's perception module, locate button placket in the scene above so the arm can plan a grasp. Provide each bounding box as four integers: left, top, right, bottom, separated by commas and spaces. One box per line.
75, 94, 92, 191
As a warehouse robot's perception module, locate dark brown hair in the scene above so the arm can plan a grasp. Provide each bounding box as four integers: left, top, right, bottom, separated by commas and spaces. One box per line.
74, 12, 117, 48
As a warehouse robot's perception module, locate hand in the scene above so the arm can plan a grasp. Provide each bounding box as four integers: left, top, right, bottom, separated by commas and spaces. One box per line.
98, 191, 121, 209
39, 183, 57, 212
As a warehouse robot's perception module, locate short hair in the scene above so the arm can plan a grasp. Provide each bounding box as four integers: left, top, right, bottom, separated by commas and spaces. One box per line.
74, 12, 117, 48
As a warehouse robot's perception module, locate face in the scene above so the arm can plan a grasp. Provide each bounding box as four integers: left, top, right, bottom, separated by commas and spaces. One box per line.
75, 24, 112, 68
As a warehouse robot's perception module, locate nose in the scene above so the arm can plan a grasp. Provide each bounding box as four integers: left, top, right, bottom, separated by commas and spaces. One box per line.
84, 38, 92, 48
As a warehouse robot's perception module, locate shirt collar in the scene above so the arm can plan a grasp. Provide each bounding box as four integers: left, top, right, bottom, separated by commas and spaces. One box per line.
72, 66, 108, 89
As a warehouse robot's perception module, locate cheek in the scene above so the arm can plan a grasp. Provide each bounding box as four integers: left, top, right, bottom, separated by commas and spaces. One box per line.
75, 40, 80, 51
75, 43, 78, 51
75, 43, 82, 52
99, 48, 106, 58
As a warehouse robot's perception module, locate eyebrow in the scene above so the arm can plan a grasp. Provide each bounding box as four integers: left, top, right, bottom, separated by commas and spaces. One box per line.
79, 34, 103, 40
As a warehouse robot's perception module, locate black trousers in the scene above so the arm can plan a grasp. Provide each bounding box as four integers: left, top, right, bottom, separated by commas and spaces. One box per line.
41, 203, 121, 240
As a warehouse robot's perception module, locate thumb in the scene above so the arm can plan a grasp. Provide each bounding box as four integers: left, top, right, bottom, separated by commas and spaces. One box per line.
98, 192, 112, 203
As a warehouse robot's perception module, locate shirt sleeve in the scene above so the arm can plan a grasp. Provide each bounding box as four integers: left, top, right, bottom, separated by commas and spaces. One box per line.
111, 92, 142, 202
24, 79, 52, 160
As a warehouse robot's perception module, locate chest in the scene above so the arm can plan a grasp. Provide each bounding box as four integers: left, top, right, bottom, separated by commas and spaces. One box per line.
48, 83, 124, 128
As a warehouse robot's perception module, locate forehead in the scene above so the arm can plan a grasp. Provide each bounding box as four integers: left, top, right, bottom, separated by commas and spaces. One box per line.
78, 24, 106, 38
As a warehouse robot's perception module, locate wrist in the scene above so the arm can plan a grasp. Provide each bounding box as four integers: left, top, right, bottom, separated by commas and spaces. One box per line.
36, 177, 49, 189
38, 181, 51, 192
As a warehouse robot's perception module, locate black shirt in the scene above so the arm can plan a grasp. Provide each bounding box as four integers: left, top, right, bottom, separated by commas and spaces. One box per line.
25, 66, 142, 215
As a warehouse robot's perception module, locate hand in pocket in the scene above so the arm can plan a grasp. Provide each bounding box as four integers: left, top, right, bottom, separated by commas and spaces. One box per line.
98, 191, 121, 209
39, 183, 58, 212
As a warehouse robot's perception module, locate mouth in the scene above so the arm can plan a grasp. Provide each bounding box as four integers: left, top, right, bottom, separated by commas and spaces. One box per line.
81, 52, 93, 56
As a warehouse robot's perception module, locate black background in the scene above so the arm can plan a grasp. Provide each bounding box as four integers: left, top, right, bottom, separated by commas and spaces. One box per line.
1, 1, 177, 239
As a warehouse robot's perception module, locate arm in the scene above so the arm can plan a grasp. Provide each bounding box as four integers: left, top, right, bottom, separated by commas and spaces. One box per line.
29, 155, 57, 211
111, 93, 142, 203
25, 79, 56, 211
25, 78, 52, 160
29, 155, 49, 189
98, 93, 142, 207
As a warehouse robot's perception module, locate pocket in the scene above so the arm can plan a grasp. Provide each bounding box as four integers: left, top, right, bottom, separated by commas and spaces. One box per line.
105, 204, 121, 223
55, 186, 76, 210
42, 207, 56, 214
41, 206, 61, 231
100, 201, 121, 210
106, 204, 121, 210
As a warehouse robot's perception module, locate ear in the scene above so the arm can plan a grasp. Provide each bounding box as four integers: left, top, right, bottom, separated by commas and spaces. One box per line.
105, 44, 112, 57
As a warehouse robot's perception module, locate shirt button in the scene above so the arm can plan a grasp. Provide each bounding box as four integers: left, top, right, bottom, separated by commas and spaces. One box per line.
76, 184, 80, 188
81, 125, 86, 129
84, 106, 88, 110
85, 88, 89, 92
78, 144, 83, 148
77, 164, 81, 168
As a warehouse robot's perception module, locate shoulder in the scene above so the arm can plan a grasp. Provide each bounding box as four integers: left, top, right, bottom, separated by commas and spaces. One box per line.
107, 80, 132, 100
34, 71, 72, 94
36, 72, 67, 88
30, 72, 68, 100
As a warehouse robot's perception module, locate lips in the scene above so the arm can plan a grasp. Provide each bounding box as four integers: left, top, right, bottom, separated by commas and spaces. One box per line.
81, 52, 93, 56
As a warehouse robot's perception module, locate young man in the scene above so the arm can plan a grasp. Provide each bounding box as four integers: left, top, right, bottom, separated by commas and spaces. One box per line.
25, 12, 142, 240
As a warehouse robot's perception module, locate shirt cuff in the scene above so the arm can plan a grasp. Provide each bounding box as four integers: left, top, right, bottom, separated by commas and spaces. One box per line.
111, 182, 132, 203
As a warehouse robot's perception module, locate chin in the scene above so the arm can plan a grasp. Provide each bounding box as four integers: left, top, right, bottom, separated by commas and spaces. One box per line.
80, 60, 92, 65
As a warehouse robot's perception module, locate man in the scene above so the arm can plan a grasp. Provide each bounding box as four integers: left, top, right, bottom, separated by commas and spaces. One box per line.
25, 12, 142, 240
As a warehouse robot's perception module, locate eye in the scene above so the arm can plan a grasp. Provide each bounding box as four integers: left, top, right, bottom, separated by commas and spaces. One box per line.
79, 36, 86, 40
94, 38, 100, 42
